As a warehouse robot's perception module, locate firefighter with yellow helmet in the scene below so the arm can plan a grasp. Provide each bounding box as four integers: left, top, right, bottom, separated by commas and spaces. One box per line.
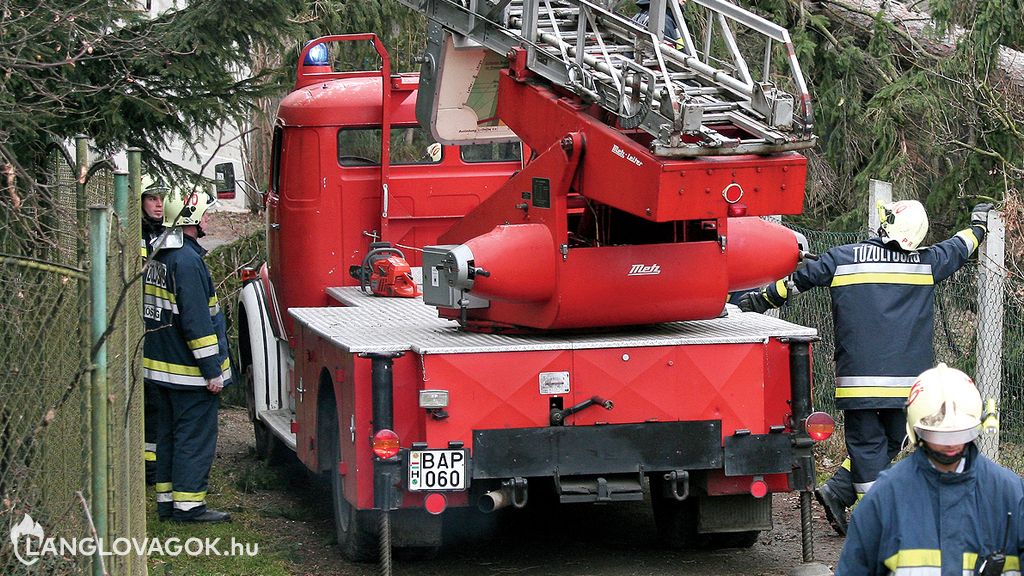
838, 364, 1024, 575
739, 199, 993, 535
143, 183, 232, 523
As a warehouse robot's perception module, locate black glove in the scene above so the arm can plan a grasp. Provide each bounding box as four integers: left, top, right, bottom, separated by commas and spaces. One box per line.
971, 203, 994, 228
737, 290, 772, 314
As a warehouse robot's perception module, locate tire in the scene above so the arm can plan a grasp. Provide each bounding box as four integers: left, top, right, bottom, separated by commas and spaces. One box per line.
650, 475, 701, 550
245, 367, 284, 463
328, 423, 378, 562
702, 530, 760, 549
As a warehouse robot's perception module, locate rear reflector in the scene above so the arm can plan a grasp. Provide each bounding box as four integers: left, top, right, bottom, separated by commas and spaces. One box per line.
424, 492, 447, 515
750, 477, 768, 499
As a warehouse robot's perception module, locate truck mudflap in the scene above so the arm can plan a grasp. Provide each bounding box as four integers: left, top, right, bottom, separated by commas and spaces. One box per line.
470, 420, 724, 479
723, 432, 794, 476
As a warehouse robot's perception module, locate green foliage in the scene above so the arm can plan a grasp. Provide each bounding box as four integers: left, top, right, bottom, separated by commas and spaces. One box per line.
746, 0, 1023, 239
1, 0, 309, 185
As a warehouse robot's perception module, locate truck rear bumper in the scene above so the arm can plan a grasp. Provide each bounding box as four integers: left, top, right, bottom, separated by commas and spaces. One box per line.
471, 420, 725, 479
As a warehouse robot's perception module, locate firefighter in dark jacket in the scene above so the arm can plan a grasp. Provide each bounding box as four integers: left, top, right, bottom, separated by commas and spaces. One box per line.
141, 177, 166, 484
141, 176, 166, 257
739, 199, 993, 535
837, 364, 1023, 575
143, 184, 232, 523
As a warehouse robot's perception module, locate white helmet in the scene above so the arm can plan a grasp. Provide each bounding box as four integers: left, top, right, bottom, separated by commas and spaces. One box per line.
877, 199, 928, 251
905, 363, 982, 445
163, 185, 213, 227
141, 175, 168, 199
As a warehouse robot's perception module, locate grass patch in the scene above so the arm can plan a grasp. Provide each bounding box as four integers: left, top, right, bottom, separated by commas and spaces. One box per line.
145, 454, 297, 575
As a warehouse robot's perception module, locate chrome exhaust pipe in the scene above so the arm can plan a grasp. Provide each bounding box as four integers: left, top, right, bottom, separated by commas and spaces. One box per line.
478, 489, 511, 513
478, 478, 528, 513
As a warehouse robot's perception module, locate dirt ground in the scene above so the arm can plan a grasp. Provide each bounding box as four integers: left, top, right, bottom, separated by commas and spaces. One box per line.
216, 407, 846, 576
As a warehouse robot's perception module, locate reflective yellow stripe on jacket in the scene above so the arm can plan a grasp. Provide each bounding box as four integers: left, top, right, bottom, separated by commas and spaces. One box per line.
834, 376, 916, 400
831, 262, 934, 288
883, 549, 1020, 576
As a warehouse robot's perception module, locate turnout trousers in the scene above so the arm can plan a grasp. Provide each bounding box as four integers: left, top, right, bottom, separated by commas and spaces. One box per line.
144, 380, 159, 485
823, 408, 905, 507
153, 385, 219, 520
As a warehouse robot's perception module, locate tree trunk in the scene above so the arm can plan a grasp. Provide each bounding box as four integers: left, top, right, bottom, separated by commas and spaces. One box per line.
813, 0, 1024, 91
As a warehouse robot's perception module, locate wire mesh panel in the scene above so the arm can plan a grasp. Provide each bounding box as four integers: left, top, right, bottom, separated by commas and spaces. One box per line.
1, 148, 91, 575
0, 143, 145, 575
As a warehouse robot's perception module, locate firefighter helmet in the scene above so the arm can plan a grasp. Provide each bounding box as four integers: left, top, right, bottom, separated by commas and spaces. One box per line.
163, 185, 213, 227
877, 199, 928, 251
141, 175, 168, 199
905, 363, 982, 446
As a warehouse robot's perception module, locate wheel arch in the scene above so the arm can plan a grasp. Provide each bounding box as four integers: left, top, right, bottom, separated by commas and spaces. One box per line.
316, 366, 340, 474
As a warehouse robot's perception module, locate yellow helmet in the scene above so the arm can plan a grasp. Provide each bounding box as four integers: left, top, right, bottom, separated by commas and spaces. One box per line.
905, 363, 982, 445
877, 199, 928, 251
163, 185, 213, 227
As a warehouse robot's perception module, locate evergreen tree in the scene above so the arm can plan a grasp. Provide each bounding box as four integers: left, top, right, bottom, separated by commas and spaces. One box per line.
0, 0, 313, 185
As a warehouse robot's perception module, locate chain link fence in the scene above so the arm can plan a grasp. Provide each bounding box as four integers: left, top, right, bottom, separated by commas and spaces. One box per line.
0, 140, 146, 575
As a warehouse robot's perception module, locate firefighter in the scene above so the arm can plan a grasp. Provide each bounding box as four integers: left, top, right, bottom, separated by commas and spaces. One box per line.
143, 184, 232, 523
738, 200, 993, 536
631, 0, 681, 41
837, 364, 1024, 575
141, 176, 166, 257
140, 176, 166, 484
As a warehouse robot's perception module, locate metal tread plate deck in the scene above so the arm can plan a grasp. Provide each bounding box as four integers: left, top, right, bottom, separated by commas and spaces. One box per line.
286, 286, 816, 355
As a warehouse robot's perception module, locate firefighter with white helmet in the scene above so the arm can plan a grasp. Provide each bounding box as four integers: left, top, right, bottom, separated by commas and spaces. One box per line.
838, 364, 1024, 575
143, 184, 232, 523
739, 199, 993, 535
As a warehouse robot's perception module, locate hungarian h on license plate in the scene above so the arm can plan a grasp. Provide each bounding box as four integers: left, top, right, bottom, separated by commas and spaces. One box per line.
408, 449, 467, 491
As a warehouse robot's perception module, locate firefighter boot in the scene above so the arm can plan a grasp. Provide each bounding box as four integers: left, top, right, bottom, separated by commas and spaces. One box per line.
814, 483, 848, 536
174, 509, 231, 524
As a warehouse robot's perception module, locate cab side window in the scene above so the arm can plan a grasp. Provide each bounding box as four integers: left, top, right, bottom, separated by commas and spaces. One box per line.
460, 142, 522, 163
337, 126, 443, 166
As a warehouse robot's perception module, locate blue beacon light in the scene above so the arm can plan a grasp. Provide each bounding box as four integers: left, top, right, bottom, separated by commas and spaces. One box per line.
304, 42, 329, 66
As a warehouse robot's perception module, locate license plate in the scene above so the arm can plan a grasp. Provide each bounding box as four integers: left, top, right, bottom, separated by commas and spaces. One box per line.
408, 449, 467, 491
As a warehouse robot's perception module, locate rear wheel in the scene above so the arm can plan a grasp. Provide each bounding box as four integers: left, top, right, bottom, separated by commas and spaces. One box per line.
650, 475, 701, 549
328, 419, 378, 562
702, 530, 760, 549
244, 368, 284, 462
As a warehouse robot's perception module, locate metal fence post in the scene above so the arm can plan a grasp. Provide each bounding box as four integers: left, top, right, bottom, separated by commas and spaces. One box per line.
89, 205, 110, 576
867, 179, 892, 236
976, 210, 1005, 460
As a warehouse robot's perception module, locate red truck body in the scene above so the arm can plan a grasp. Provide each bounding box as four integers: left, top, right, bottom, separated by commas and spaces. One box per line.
237, 25, 828, 563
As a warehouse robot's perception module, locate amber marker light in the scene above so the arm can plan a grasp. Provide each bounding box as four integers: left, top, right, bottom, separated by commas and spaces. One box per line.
372, 429, 400, 459
805, 411, 835, 442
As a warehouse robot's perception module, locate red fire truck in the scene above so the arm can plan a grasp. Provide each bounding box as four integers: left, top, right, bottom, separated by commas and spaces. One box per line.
237, 0, 834, 564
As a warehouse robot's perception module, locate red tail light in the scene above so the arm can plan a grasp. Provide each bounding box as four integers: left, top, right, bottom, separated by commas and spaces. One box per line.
372, 429, 400, 459
240, 267, 258, 282
805, 411, 835, 442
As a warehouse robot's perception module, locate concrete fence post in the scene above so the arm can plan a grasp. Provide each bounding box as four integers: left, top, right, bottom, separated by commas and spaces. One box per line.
976, 211, 1005, 460
866, 179, 892, 237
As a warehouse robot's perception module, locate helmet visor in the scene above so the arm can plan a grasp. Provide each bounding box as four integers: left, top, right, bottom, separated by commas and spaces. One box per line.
914, 425, 980, 446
